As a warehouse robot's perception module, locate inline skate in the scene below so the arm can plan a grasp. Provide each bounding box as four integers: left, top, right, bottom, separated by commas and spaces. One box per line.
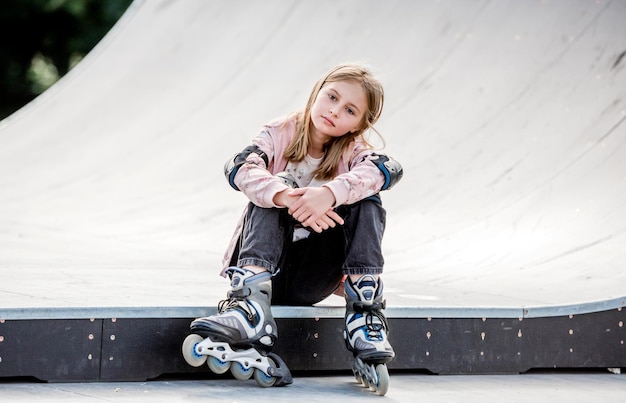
344, 275, 394, 396
182, 267, 292, 387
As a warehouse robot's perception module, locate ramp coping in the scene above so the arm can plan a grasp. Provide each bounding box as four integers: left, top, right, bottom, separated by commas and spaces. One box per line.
0, 297, 623, 321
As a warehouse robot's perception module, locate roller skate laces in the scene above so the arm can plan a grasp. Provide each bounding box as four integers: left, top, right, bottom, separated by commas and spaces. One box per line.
344, 275, 395, 363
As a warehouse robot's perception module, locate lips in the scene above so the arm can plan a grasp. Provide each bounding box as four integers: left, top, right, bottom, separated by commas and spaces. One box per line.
322, 116, 335, 127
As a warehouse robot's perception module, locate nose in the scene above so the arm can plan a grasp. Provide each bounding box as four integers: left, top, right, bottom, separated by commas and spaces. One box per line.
329, 107, 338, 116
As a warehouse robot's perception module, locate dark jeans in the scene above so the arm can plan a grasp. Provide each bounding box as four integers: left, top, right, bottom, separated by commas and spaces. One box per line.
229, 196, 386, 305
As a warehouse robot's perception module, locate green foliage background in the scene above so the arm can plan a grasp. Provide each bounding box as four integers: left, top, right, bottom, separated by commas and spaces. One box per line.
0, 0, 133, 120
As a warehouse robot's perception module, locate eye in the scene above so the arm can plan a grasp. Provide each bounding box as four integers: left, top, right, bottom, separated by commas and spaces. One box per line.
346, 107, 355, 115
328, 93, 337, 101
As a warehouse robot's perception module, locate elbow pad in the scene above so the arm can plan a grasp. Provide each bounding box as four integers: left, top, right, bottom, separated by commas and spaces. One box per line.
370, 153, 403, 190
224, 145, 269, 190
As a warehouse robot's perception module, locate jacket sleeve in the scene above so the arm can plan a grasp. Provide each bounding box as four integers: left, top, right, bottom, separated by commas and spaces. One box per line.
232, 127, 290, 208
323, 147, 387, 206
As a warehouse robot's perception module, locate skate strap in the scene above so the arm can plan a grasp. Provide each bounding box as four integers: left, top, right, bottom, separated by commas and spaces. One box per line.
349, 299, 386, 313
227, 286, 252, 299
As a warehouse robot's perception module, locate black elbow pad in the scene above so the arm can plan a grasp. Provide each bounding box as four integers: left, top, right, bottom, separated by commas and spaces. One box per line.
224, 145, 269, 190
370, 153, 403, 190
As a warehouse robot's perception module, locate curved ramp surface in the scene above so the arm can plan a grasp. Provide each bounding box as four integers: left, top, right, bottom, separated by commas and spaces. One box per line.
0, 0, 625, 309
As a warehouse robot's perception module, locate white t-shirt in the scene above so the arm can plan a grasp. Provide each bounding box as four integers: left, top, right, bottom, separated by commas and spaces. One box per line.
284, 154, 327, 241
284, 154, 325, 188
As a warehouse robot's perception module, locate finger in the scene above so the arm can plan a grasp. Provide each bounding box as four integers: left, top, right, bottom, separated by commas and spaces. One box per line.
302, 211, 324, 229
289, 204, 306, 220
296, 213, 309, 225
302, 217, 316, 229
287, 202, 299, 216
317, 218, 330, 231
287, 191, 307, 214
322, 215, 336, 228
297, 209, 316, 225
326, 210, 344, 225
309, 221, 323, 233
315, 214, 334, 229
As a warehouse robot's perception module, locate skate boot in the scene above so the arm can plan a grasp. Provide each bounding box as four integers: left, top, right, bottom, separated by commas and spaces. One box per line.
343, 274, 394, 396
181, 267, 292, 387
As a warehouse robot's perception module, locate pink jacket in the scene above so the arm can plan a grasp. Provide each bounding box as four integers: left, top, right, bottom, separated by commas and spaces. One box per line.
221, 115, 385, 273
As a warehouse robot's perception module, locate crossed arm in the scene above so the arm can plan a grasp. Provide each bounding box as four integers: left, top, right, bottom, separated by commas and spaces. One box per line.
273, 186, 344, 233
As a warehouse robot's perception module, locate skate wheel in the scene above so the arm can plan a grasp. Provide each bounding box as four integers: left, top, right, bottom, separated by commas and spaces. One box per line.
352, 360, 365, 386
231, 361, 253, 380
374, 364, 389, 396
208, 356, 231, 374
354, 372, 363, 385
182, 334, 207, 367
254, 357, 277, 387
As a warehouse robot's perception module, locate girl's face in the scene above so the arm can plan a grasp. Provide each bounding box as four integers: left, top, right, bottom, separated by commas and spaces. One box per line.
310, 80, 367, 141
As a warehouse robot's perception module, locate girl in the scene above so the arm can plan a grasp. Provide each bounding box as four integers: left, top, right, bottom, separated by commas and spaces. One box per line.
190, 63, 403, 379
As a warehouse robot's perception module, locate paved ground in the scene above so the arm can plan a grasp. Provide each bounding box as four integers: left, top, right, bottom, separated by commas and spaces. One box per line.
1, 372, 625, 402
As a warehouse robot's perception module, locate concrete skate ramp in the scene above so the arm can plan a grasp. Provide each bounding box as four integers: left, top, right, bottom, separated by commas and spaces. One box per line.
1, 0, 625, 310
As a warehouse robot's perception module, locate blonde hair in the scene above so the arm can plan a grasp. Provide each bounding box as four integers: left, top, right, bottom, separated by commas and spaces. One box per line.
283, 64, 385, 180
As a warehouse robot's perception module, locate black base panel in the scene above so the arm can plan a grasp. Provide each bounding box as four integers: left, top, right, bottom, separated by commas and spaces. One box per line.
1, 308, 624, 381
0, 319, 102, 381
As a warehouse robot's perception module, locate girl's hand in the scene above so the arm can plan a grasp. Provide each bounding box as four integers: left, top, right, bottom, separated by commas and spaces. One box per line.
273, 188, 298, 209
288, 187, 344, 232
308, 210, 344, 233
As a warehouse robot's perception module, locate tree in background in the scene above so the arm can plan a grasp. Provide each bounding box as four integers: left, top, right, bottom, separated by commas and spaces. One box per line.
0, 0, 133, 120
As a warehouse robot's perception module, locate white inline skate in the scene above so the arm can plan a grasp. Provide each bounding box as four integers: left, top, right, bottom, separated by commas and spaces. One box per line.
344, 275, 395, 396
182, 267, 292, 387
